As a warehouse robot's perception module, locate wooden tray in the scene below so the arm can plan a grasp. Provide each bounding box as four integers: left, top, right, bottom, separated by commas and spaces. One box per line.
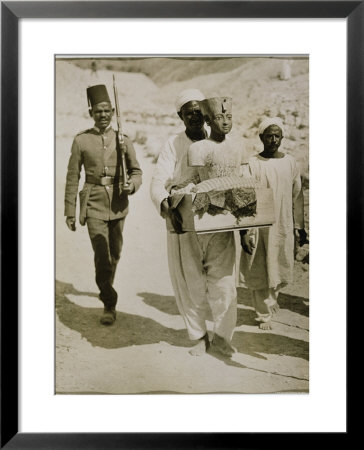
166, 187, 275, 234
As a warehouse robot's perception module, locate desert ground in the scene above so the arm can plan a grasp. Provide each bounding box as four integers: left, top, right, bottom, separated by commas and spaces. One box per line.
55, 58, 309, 394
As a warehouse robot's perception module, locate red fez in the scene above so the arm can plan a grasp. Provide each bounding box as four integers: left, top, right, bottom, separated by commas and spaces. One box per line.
86, 84, 111, 107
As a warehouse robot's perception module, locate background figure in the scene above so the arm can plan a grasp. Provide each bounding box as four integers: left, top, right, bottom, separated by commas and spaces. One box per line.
64, 84, 142, 325
239, 117, 307, 330
90, 60, 98, 77
279, 60, 293, 80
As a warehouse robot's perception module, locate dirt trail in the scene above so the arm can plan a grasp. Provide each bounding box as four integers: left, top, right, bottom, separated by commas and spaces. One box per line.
56, 147, 309, 394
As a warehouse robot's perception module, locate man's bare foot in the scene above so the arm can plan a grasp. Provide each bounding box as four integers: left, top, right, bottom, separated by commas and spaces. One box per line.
210, 334, 236, 357
188, 333, 209, 356
270, 302, 280, 315
259, 321, 272, 330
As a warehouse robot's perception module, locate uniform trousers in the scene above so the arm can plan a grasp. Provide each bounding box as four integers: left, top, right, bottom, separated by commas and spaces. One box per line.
86, 217, 125, 307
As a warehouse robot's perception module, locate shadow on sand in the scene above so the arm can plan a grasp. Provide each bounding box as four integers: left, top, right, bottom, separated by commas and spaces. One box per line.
237, 287, 309, 318
56, 280, 308, 363
232, 330, 309, 361
235, 287, 309, 360
138, 291, 180, 315
56, 280, 190, 350
138, 287, 309, 361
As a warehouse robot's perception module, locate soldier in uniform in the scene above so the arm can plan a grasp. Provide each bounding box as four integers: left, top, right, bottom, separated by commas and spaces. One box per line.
64, 84, 142, 325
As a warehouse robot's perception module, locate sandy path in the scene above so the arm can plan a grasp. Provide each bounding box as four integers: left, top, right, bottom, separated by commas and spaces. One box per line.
56, 142, 309, 394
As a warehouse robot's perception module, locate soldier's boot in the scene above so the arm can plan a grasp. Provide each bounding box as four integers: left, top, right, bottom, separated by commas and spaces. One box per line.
99, 283, 117, 326
100, 305, 116, 325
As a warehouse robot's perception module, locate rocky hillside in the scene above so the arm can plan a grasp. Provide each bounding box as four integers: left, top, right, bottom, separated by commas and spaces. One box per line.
66, 56, 260, 86
56, 57, 309, 182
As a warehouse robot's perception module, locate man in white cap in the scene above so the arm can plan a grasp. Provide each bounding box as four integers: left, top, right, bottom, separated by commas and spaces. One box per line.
239, 117, 307, 330
151, 88, 219, 356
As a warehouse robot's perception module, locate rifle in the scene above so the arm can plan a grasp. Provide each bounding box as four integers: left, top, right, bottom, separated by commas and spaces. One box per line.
113, 74, 129, 189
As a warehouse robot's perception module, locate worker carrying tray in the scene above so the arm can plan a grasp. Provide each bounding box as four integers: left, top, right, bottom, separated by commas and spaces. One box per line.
165, 96, 275, 234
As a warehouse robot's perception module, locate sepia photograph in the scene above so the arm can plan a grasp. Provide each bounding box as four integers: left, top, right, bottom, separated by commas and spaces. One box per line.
55, 55, 309, 395
0, 0, 353, 443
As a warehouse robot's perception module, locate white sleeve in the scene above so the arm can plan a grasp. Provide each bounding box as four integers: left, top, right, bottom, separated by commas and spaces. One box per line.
292, 158, 302, 202
292, 158, 304, 228
150, 138, 176, 214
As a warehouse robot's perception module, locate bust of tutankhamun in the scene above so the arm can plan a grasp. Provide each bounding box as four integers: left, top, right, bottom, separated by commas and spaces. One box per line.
188, 96, 244, 181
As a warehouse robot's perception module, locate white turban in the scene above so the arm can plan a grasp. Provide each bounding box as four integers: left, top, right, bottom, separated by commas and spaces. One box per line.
175, 89, 205, 112
258, 117, 285, 136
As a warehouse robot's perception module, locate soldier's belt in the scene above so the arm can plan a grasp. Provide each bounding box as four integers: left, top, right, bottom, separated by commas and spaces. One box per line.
86, 174, 122, 186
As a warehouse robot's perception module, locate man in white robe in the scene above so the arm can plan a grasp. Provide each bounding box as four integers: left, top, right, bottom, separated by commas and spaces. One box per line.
150, 90, 237, 357
239, 117, 307, 329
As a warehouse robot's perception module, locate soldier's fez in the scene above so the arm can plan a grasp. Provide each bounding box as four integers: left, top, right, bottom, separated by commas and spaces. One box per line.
87, 84, 111, 108
200, 97, 232, 118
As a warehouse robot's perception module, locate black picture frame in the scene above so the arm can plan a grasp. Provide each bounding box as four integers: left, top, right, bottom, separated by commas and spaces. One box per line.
1, 1, 357, 448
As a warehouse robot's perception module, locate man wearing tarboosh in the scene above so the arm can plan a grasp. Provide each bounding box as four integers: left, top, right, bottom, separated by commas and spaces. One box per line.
64, 84, 142, 325
239, 117, 306, 330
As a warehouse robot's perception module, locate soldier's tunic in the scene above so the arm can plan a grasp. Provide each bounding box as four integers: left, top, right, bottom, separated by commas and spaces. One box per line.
65, 125, 142, 306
